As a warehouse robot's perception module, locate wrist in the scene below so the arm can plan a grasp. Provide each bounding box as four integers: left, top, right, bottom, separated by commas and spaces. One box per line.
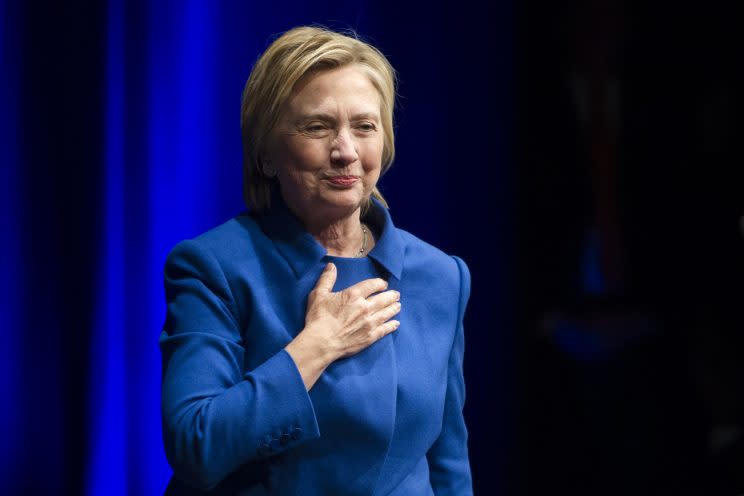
287, 327, 335, 369
307, 326, 339, 366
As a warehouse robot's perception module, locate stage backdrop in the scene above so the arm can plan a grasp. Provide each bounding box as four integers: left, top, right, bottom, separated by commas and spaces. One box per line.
0, 1, 514, 494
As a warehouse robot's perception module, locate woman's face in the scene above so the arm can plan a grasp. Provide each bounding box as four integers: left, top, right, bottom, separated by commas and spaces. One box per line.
267, 64, 384, 222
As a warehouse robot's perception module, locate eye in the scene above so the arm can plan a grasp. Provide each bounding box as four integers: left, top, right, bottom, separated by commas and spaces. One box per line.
357, 122, 377, 132
301, 122, 331, 136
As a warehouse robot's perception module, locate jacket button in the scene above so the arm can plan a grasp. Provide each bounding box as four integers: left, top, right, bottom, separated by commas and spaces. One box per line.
269, 437, 281, 451
291, 427, 303, 440
279, 433, 291, 445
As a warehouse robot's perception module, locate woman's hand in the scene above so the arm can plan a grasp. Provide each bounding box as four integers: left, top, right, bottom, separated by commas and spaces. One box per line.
305, 262, 401, 359
284, 262, 401, 390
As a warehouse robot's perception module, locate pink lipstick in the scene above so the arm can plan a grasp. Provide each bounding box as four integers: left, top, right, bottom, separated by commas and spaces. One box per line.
326, 176, 359, 187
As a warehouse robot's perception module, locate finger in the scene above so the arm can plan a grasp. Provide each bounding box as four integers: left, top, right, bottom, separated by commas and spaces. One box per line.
313, 263, 337, 293
348, 277, 388, 299
366, 289, 400, 312
371, 300, 401, 324
377, 320, 400, 337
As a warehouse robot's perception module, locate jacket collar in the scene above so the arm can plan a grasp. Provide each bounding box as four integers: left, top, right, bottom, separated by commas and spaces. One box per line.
258, 190, 405, 280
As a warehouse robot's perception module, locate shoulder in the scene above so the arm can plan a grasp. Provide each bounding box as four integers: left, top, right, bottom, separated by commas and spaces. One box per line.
395, 227, 470, 297
164, 212, 266, 278
194, 212, 262, 254
168, 211, 261, 256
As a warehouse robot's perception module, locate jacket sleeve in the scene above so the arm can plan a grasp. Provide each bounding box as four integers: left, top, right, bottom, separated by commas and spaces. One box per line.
426, 255, 474, 495
160, 239, 320, 491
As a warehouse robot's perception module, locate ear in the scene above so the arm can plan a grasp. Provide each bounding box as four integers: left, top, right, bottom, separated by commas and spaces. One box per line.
262, 160, 277, 178
258, 145, 276, 178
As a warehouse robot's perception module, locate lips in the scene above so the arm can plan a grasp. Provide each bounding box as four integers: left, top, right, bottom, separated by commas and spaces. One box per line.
325, 175, 359, 186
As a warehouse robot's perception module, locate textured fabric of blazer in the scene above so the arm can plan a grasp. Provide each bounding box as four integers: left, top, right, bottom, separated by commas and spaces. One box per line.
160, 194, 473, 495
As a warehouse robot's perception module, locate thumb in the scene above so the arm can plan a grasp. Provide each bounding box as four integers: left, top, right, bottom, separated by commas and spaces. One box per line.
314, 262, 337, 293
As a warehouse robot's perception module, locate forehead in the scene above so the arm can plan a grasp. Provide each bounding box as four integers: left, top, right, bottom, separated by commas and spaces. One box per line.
287, 65, 381, 115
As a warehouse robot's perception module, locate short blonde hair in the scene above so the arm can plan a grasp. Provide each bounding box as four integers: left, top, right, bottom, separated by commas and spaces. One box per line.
240, 26, 397, 212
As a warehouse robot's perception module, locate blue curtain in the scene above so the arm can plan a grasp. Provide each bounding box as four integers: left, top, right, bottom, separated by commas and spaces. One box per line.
1, 1, 514, 494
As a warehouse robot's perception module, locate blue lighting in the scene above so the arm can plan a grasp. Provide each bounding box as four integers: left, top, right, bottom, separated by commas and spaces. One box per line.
0, 0, 22, 482
85, 0, 128, 493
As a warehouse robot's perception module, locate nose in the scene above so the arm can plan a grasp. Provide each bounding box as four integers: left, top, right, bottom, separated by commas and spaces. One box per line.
330, 128, 358, 166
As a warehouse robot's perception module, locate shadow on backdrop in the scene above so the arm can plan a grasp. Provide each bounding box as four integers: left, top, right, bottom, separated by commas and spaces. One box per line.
516, 1, 744, 494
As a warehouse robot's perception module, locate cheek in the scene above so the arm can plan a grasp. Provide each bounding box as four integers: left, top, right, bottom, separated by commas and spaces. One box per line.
364, 163, 382, 182
361, 139, 384, 171
282, 168, 319, 199
285, 142, 325, 171
275, 143, 325, 192
361, 159, 382, 194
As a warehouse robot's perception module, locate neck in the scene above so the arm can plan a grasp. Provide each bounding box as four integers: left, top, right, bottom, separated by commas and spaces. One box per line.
288, 203, 366, 257
309, 212, 366, 257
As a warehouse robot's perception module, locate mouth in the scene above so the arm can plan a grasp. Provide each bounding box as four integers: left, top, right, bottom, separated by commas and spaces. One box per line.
324, 175, 359, 187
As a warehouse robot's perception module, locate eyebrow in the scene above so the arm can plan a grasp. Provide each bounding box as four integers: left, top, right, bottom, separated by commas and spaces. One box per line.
296, 111, 380, 123
349, 112, 380, 122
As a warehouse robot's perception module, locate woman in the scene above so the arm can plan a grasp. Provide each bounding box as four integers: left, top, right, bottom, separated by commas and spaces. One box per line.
160, 26, 472, 495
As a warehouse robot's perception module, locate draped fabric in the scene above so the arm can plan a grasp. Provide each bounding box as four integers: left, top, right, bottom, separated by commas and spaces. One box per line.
0, 1, 513, 494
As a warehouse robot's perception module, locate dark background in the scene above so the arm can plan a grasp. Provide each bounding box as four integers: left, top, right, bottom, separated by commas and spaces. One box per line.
517, 1, 743, 494
1, 0, 741, 494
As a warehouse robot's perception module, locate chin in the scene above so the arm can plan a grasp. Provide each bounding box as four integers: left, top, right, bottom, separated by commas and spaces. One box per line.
319, 191, 365, 213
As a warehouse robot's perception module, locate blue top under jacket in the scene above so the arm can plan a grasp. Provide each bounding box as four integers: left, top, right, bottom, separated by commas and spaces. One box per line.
160, 194, 473, 495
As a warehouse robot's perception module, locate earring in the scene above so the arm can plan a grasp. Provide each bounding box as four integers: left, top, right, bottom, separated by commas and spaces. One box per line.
262, 161, 277, 178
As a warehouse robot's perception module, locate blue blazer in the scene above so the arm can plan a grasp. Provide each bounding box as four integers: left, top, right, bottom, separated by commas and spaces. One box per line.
160, 195, 473, 495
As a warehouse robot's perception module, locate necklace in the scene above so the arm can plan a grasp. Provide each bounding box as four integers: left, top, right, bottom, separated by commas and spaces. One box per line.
357, 223, 368, 257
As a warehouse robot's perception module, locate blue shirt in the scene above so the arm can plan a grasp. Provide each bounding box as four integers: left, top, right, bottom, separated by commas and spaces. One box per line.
160, 195, 472, 495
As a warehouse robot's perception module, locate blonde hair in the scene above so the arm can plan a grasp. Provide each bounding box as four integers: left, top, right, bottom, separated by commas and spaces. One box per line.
240, 26, 397, 212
